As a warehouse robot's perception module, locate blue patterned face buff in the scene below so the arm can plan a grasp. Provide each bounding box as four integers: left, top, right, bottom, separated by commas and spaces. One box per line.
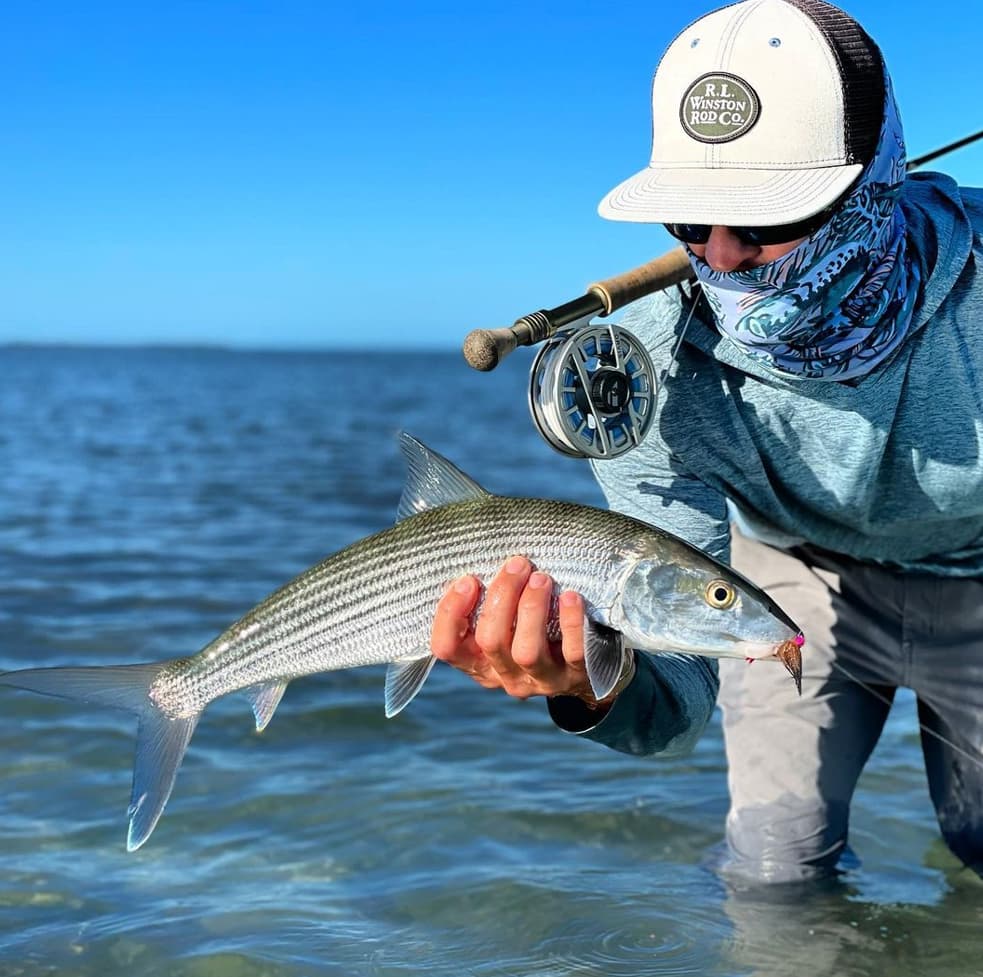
687, 75, 921, 382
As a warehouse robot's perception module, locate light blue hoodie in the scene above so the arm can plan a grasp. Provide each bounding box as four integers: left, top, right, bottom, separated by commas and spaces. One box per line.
548, 173, 983, 753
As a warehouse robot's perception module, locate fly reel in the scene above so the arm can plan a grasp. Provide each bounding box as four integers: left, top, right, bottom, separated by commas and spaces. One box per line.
528, 322, 657, 459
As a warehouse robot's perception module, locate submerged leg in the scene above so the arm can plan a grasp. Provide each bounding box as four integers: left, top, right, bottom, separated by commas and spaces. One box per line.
908, 575, 983, 877
919, 698, 983, 876
721, 532, 903, 882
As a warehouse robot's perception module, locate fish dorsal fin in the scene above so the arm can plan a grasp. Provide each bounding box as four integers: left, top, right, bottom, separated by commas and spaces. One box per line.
385, 653, 437, 718
396, 432, 489, 522
243, 679, 288, 732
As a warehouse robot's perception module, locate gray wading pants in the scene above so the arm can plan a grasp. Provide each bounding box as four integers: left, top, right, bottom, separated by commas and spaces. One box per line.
721, 530, 983, 882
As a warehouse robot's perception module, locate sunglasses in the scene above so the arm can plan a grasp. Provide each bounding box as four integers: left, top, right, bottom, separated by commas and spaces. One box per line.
663, 204, 837, 248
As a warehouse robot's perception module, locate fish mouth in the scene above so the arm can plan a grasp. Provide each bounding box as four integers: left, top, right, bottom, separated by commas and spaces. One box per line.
727, 633, 804, 696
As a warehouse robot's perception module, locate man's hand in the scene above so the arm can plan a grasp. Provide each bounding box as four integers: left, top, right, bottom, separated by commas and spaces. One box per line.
430, 555, 608, 706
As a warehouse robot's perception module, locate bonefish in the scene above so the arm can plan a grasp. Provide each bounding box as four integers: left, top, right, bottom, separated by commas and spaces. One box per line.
0, 434, 803, 850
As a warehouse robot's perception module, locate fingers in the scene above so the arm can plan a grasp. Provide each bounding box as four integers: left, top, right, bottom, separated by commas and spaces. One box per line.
432, 557, 590, 700
511, 572, 565, 685
474, 556, 534, 684
557, 591, 586, 668
431, 574, 482, 668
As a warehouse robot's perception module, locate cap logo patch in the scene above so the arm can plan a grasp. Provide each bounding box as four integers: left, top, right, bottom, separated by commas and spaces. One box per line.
680, 72, 760, 143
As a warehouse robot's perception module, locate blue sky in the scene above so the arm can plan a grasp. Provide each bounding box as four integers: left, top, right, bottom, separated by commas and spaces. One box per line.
3, 0, 981, 350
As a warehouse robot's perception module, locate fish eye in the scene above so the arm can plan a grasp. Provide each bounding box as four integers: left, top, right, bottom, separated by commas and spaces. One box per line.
704, 579, 737, 610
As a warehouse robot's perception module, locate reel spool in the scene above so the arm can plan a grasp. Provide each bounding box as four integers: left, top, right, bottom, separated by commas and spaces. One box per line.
528, 322, 657, 459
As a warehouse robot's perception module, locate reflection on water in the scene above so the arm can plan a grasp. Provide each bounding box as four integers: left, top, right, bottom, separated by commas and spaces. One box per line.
0, 347, 979, 976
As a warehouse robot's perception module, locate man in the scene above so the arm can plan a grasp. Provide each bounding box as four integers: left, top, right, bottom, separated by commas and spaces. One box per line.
431, 0, 983, 881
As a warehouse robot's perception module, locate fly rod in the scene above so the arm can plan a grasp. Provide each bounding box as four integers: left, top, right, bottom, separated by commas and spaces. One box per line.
907, 127, 983, 171
463, 128, 983, 372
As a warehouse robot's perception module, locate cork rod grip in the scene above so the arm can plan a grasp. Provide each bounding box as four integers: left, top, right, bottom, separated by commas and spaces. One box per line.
461, 246, 694, 371
587, 246, 692, 315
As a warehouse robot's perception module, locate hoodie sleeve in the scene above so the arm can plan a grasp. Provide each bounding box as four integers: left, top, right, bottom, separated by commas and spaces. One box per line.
546, 288, 728, 756
547, 650, 719, 757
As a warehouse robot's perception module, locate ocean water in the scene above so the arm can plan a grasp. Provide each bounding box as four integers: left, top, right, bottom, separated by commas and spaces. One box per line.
0, 346, 981, 977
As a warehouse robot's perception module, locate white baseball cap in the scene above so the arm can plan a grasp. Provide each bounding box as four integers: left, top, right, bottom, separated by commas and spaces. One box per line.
598, 0, 886, 227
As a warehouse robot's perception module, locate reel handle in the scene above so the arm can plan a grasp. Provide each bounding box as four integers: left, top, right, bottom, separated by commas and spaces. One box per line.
462, 246, 692, 371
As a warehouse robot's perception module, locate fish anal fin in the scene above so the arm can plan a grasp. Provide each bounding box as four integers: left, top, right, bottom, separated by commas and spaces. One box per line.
244, 680, 288, 732
385, 654, 437, 718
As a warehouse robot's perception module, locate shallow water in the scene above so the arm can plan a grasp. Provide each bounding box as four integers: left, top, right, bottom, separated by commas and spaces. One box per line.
0, 346, 980, 976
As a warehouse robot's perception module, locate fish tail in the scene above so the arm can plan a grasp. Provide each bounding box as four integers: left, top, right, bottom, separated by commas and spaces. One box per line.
0, 663, 199, 852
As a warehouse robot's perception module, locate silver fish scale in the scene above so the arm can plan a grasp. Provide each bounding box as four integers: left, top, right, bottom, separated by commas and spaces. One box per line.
151, 496, 662, 718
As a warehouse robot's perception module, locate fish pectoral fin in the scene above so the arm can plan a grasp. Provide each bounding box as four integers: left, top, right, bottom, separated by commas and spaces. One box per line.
583, 619, 628, 700
243, 680, 288, 732
384, 654, 437, 718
